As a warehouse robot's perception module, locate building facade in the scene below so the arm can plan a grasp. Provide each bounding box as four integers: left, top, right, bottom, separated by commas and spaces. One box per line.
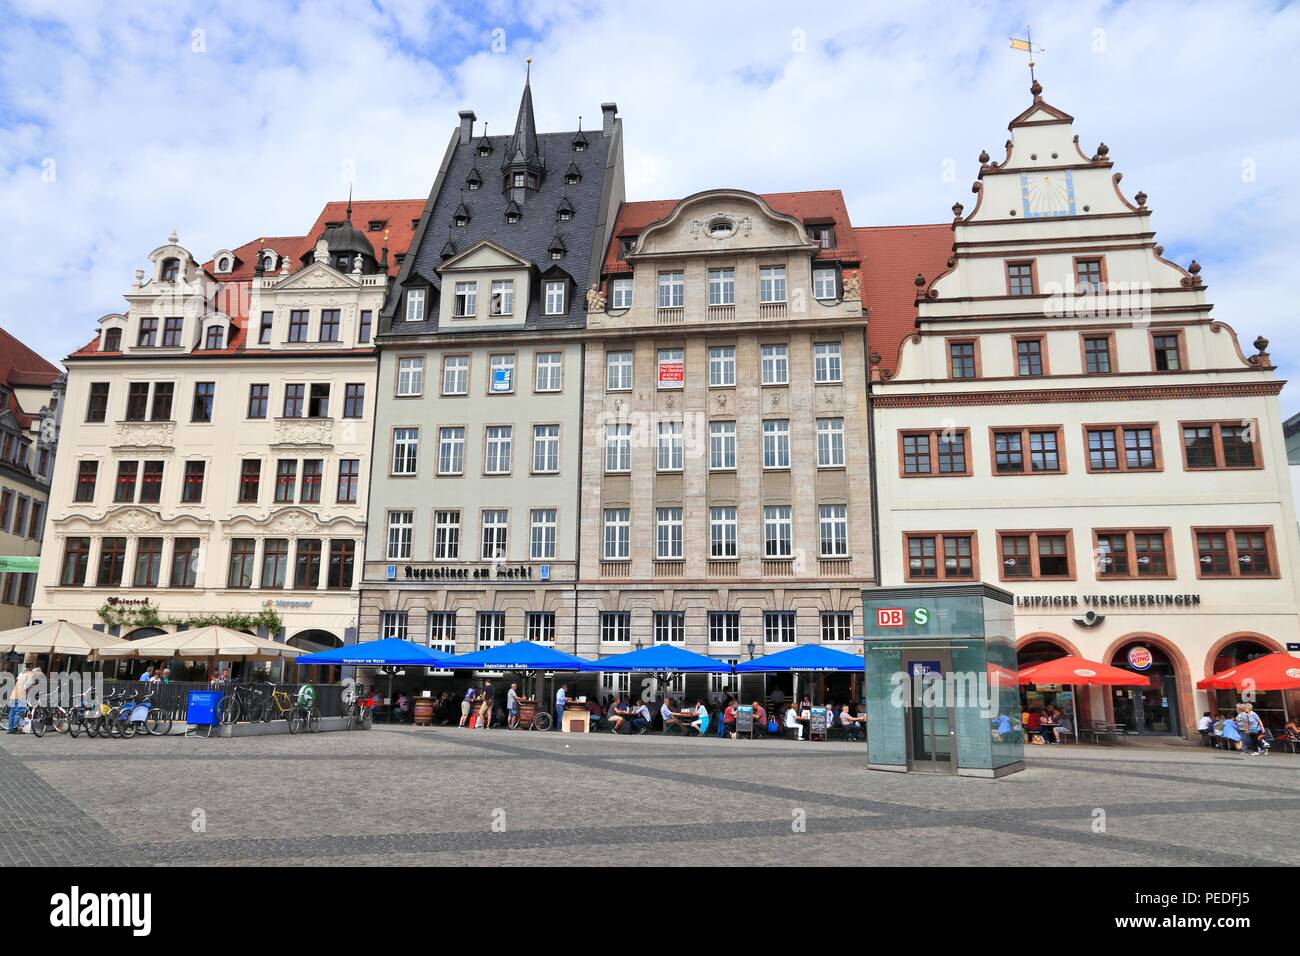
359, 76, 625, 658
32, 199, 422, 653
869, 80, 1300, 737
0, 330, 63, 630
577, 188, 873, 700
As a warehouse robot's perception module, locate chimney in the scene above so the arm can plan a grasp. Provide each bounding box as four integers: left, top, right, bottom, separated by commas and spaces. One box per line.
601, 102, 618, 137
458, 110, 477, 145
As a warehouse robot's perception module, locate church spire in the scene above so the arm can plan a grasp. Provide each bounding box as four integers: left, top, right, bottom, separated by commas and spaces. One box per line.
504, 57, 542, 171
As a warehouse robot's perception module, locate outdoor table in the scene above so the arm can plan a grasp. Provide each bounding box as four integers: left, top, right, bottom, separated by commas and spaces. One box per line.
562, 702, 590, 733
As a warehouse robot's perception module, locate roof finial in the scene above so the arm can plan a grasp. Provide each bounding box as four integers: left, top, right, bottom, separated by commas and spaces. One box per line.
1010, 28, 1044, 96
526, 56, 532, 83
346, 183, 353, 222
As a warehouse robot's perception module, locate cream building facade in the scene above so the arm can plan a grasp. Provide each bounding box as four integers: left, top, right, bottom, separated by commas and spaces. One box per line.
869, 81, 1300, 737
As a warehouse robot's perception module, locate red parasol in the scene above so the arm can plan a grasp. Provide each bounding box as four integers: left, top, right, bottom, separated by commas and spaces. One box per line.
1019, 655, 1150, 687
1196, 653, 1300, 692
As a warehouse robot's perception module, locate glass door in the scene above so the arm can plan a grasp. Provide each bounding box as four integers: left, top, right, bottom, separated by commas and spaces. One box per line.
904, 656, 954, 773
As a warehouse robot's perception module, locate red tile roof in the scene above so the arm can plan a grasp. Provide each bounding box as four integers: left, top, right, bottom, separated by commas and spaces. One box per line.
855, 223, 953, 377
602, 190, 858, 275
0, 327, 61, 425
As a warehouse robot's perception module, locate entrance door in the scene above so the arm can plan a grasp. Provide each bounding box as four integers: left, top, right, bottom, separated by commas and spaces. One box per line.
903, 655, 955, 773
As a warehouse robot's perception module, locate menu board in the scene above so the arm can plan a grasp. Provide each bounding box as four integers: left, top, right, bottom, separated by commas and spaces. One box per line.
736, 704, 753, 737
810, 706, 828, 740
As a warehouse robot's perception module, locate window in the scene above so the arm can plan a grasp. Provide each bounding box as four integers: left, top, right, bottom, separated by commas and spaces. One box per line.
999, 531, 1073, 580
294, 539, 322, 590
606, 350, 632, 390
426, 613, 456, 654
137, 317, 158, 347
477, 612, 507, 646
387, 511, 413, 560
484, 426, 513, 474
481, 511, 508, 561
381, 611, 409, 641
814, 342, 842, 383
1195, 528, 1275, 578
307, 384, 330, 418
813, 268, 837, 300
992, 427, 1063, 474
170, 538, 200, 588
437, 427, 465, 476
453, 281, 477, 317
204, 325, 225, 350
1152, 333, 1183, 371
358, 310, 373, 343
160, 257, 180, 281
102, 328, 122, 352
948, 340, 978, 379
1095, 529, 1172, 579
262, 539, 289, 588
709, 611, 740, 644
708, 268, 735, 306
708, 346, 736, 387
604, 423, 631, 473
600, 611, 631, 643
761, 344, 789, 385
808, 225, 835, 249
544, 281, 566, 315
534, 352, 562, 392
442, 355, 469, 395
273, 460, 297, 503
1083, 335, 1113, 374
816, 418, 845, 468
238, 459, 261, 503
901, 430, 969, 476
247, 384, 269, 419
656, 507, 684, 559
527, 611, 556, 643
60, 537, 90, 586
1181, 421, 1257, 470
905, 533, 975, 581
97, 537, 127, 587
318, 309, 340, 342
821, 611, 853, 643
532, 424, 560, 473
396, 357, 424, 398
656, 421, 684, 471
759, 265, 786, 303
257, 312, 274, 345
709, 506, 737, 559
657, 271, 684, 308
657, 348, 684, 390
327, 540, 355, 590
529, 509, 557, 560
610, 279, 633, 310
191, 382, 215, 423
125, 383, 149, 421
288, 310, 309, 343
434, 511, 461, 560
299, 459, 323, 503
73, 460, 98, 502
227, 538, 256, 588
818, 504, 849, 557
1015, 338, 1045, 377
489, 354, 515, 394
490, 280, 514, 316
405, 289, 426, 323
114, 461, 139, 503
654, 611, 685, 643
342, 383, 365, 419
392, 428, 419, 475
1006, 261, 1036, 296
763, 505, 793, 558
764, 611, 796, 644
603, 508, 630, 560
162, 317, 183, 346
149, 382, 173, 421
86, 383, 110, 423
762, 420, 790, 469
709, 421, 736, 470
133, 537, 163, 588
1075, 258, 1105, 294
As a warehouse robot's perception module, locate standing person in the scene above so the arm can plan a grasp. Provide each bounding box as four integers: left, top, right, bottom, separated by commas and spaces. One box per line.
554, 683, 567, 732
1244, 704, 1268, 755
478, 681, 495, 729
459, 686, 475, 728
1197, 711, 1214, 746
6, 660, 35, 734
1234, 705, 1253, 754
506, 682, 521, 729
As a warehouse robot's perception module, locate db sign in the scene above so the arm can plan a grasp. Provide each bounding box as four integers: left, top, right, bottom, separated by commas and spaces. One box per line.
876, 607, 905, 628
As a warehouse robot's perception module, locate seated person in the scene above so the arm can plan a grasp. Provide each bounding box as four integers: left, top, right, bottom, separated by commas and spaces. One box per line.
751, 701, 767, 736
608, 695, 627, 734
660, 697, 677, 732
841, 705, 865, 741
631, 701, 652, 733
1283, 719, 1300, 741
784, 704, 803, 741
723, 700, 738, 738
690, 700, 709, 736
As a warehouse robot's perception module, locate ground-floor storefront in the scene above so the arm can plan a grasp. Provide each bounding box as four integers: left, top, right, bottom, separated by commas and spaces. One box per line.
1014, 608, 1300, 738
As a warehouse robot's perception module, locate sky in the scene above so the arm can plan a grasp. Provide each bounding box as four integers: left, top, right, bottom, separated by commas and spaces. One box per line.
2, 0, 1298, 411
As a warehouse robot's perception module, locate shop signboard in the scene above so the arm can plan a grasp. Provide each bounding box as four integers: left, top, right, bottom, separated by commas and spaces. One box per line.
186, 690, 221, 726
1126, 646, 1154, 671
736, 704, 753, 737
657, 352, 684, 389
810, 706, 828, 740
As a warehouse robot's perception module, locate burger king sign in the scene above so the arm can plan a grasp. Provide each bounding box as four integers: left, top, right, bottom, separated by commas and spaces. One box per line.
1126, 645, 1154, 671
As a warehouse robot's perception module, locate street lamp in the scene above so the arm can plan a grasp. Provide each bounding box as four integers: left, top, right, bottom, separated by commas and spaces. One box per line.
746, 640, 756, 660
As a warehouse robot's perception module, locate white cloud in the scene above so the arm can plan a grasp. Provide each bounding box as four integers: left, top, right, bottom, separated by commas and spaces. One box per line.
2, 0, 1298, 412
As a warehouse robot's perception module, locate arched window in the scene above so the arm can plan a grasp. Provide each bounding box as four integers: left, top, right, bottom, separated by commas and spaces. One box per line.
263, 253, 276, 272
160, 258, 180, 282
204, 325, 225, 350
102, 328, 122, 351
217, 257, 231, 273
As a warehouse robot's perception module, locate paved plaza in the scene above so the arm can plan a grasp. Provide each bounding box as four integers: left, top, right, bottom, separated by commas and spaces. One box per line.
1, 726, 1297, 867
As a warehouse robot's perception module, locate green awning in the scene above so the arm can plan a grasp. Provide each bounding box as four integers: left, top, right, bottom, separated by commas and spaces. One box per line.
0, 556, 40, 573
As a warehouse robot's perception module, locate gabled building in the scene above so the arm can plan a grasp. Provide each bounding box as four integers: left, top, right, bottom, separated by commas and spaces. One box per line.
32, 199, 422, 654
360, 72, 624, 655
868, 79, 1300, 738
0, 329, 63, 630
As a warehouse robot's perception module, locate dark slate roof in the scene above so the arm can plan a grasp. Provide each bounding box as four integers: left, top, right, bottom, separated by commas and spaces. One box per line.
389, 124, 612, 335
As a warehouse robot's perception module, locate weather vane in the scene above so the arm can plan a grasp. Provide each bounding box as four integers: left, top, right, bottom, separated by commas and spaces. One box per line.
1010, 27, 1045, 84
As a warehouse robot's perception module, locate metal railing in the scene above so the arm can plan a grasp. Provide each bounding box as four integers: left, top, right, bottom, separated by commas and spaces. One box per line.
95, 680, 347, 721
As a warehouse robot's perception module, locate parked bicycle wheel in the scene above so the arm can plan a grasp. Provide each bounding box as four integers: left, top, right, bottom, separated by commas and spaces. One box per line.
146, 707, 173, 737
119, 711, 137, 739
218, 695, 240, 726
306, 705, 321, 733
52, 708, 70, 735
532, 711, 552, 732
30, 708, 48, 738
287, 707, 303, 734
359, 707, 373, 731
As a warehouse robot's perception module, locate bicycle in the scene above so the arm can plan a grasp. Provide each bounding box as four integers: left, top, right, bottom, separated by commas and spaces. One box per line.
65, 689, 99, 739
217, 683, 267, 725
259, 685, 297, 723
342, 693, 374, 731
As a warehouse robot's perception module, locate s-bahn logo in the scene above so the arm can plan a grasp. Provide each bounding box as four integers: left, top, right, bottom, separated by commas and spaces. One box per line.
876, 608, 905, 628
1127, 646, 1154, 671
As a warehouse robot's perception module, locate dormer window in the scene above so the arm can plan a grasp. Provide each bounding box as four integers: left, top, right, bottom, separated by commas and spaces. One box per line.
563, 162, 581, 185
513, 173, 526, 188
454, 215, 468, 227
334, 254, 353, 272
466, 169, 482, 191
506, 213, 520, 224
102, 328, 122, 352
160, 258, 180, 282
216, 256, 232, 273
204, 325, 225, 350
367, 220, 386, 232
573, 129, 589, 152
405, 288, 426, 323
550, 250, 563, 261
549, 236, 566, 260
708, 218, 736, 239
807, 225, 835, 249
453, 202, 471, 227
504, 200, 522, 224
478, 143, 492, 157
617, 237, 637, 260
262, 252, 277, 272
557, 197, 575, 222
440, 241, 456, 261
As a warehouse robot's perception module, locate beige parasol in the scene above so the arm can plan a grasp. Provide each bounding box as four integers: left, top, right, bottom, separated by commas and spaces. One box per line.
95, 625, 304, 661
0, 620, 129, 659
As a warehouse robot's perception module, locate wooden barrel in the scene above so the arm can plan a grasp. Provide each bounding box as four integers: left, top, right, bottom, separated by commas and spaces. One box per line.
518, 699, 537, 727
413, 698, 434, 726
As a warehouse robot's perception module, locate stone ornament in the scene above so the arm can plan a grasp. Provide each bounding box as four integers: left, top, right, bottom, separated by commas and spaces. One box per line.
585, 283, 605, 312
841, 271, 860, 299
